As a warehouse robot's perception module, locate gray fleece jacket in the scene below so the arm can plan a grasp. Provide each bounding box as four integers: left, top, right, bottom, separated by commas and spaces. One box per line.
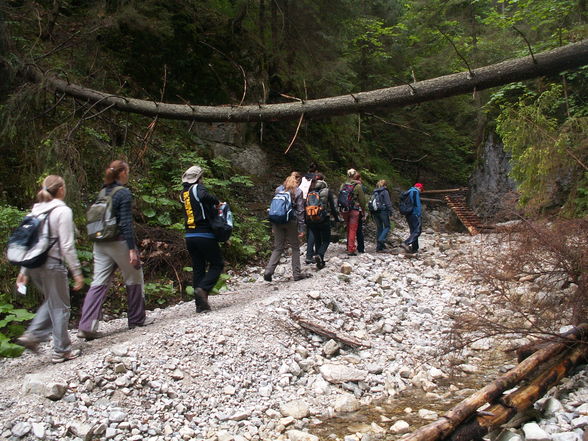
21, 199, 82, 277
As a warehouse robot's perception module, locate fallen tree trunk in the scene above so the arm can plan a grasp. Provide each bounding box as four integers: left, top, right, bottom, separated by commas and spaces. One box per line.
24, 40, 588, 122
289, 311, 371, 349
447, 343, 588, 441
401, 324, 588, 441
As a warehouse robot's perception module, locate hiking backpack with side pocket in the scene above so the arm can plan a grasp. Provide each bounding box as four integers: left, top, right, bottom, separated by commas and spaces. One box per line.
337, 183, 357, 211
86, 186, 124, 241
268, 190, 293, 224
192, 184, 234, 242
399, 189, 415, 215
7, 208, 57, 268
305, 190, 327, 224
369, 189, 386, 213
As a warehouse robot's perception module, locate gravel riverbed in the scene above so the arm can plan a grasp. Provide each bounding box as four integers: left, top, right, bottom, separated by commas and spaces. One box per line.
0, 218, 586, 441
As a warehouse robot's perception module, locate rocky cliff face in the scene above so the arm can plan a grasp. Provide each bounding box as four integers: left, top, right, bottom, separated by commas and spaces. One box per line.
468, 133, 517, 221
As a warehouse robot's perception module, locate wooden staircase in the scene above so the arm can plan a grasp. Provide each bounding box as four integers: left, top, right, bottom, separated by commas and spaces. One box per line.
443, 193, 483, 235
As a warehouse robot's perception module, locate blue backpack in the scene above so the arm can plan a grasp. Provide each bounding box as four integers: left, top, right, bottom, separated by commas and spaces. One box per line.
268, 190, 293, 224
399, 190, 415, 215
6, 208, 57, 268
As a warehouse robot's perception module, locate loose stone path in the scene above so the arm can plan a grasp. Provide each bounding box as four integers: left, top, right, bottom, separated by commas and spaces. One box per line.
0, 216, 586, 441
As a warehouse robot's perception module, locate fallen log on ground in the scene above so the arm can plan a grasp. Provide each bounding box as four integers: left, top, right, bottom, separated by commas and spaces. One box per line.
289, 311, 371, 349
447, 343, 588, 441
400, 323, 588, 441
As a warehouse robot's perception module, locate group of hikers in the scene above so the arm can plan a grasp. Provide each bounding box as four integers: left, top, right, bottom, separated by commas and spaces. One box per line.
13, 160, 423, 363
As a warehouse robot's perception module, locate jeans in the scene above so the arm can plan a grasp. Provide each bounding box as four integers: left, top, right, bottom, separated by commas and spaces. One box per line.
186, 236, 224, 293
308, 221, 331, 260
357, 214, 365, 253
375, 210, 391, 250
305, 228, 315, 262
404, 214, 422, 252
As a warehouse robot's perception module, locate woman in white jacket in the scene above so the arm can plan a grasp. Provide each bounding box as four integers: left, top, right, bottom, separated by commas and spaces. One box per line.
16, 175, 84, 363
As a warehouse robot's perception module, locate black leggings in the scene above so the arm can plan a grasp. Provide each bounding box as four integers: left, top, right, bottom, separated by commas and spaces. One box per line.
186, 236, 224, 293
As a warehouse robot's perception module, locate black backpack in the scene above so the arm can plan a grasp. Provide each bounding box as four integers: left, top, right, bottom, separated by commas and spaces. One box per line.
369, 189, 387, 213
338, 183, 357, 211
6, 208, 58, 268
399, 190, 415, 215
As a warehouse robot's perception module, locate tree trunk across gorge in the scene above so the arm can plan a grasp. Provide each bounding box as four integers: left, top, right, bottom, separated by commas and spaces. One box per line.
24, 40, 588, 123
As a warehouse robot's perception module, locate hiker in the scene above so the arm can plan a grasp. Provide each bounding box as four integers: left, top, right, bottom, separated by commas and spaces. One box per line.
338, 168, 367, 256
401, 182, 423, 254
78, 160, 151, 340
372, 180, 393, 252
264, 173, 309, 282
301, 163, 324, 264
355, 172, 368, 254
305, 177, 340, 269
180, 165, 225, 313
15, 175, 84, 362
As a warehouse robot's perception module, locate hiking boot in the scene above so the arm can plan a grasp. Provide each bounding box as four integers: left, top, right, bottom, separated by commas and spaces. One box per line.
304, 259, 314, 265
77, 330, 101, 341
313, 255, 322, 269
400, 242, 411, 252
129, 316, 155, 330
293, 272, 312, 281
316, 256, 326, 270
52, 349, 81, 363
194, 288, 211, 313
347, 251, 357, 256
263, 273, 273, 282
16, 334, 40, 353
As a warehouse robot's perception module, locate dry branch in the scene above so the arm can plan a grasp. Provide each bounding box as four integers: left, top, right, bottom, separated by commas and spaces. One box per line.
23, 40, 588, 122
289, 311, 371, 349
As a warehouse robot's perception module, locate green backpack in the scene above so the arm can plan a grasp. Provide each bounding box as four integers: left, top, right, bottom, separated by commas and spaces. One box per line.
86, 186, 124, 241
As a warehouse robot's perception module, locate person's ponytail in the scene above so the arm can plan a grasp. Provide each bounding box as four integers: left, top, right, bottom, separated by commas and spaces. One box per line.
36, 175, 65, 202
104, 160, 128, 184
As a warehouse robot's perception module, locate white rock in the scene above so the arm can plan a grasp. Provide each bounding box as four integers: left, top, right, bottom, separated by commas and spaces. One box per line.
287, 429, 319, 441
543, 398, 564, 416
429, 367, 445, 379
322, 340, 341, 357
111, 345, 129, 357
224, 385, 237, 395
45, 381, 68, 400
389, 420, 410, 434
109, 410, 127, 423
280, 400, 310, 419
459, 364, 478, 374
32, 422, 45, 439
217, 430, 234, 441
11, 422, 31, 437
23, 374, 48, 395
171, 369, 185, 380
319, 364, 368, 384
471, 338, 492, 350
333, 394, 360, 413
105, 427, 117, 439
418, 409, 438, 420
522, 422, 551, 441
179, 426, 196, 439
571, 415, 588, 429
341, 263, 353, 275
551, 432, 581, 441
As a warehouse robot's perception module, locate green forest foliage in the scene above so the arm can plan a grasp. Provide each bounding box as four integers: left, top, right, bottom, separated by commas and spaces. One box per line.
0, 0, 586, 355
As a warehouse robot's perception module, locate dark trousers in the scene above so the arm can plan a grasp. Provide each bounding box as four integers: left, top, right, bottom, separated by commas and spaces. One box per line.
374, 210, 391, 250
404, 215, 422, 252
308, 221, 331, 260
186, 236, 224, 293
305, 227, 315, 261
357, 214, 365, 253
